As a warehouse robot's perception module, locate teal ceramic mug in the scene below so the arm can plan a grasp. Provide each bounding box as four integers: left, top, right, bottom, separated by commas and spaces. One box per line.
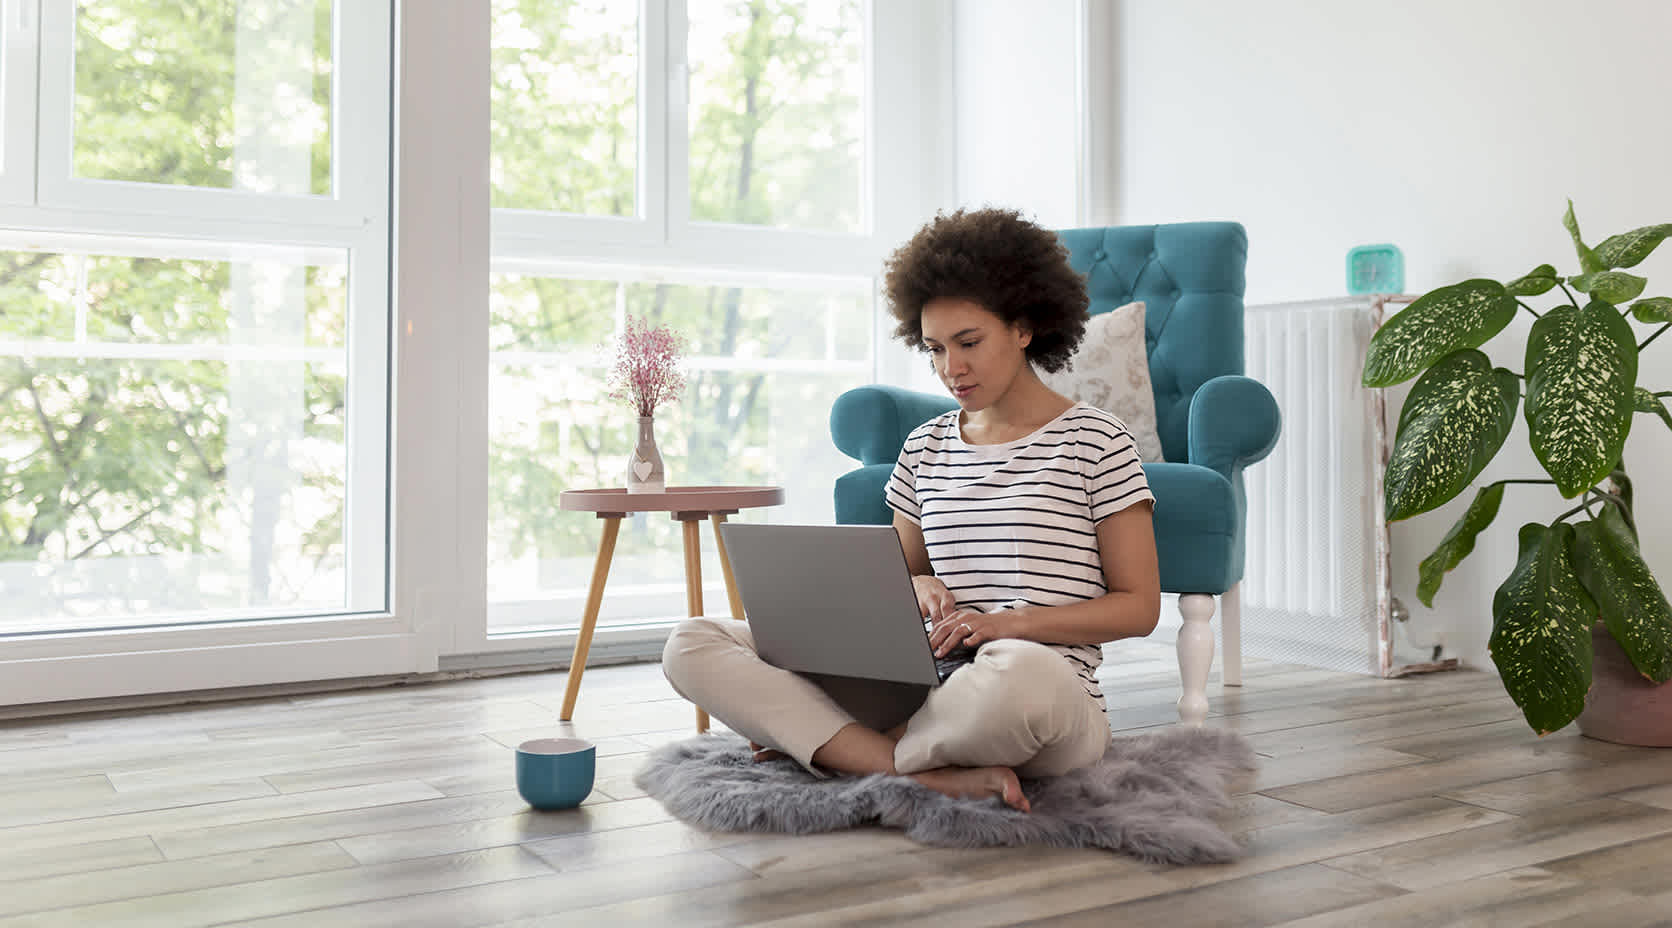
515, 737, 596, 810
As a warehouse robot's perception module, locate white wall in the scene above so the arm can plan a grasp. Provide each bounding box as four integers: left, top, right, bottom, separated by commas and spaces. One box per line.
892, 0, 1087, 396
951, 0, 1083, 229
883, 0, 1086, 395
1106, 0, 1672, 670
872, 0, 961, 391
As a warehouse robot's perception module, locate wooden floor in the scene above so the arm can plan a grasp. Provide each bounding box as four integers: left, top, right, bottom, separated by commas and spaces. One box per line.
4, 641, 1672, 927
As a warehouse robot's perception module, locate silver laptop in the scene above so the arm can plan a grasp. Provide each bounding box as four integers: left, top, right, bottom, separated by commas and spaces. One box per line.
717, 523, 977, 686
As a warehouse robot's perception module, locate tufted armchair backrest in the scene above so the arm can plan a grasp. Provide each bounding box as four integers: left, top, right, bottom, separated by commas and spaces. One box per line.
1056, 222, 1247, 464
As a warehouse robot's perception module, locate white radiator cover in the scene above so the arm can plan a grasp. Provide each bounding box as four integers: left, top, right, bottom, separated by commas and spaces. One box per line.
1240, 298, 1388, 675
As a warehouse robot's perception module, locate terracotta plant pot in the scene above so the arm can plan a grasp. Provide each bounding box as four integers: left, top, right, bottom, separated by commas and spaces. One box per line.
1577, 622, 1672, 747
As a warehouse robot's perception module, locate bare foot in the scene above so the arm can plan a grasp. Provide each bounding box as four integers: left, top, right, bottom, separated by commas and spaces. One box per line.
911, 765, 1030, 813
748, 741, 787, 763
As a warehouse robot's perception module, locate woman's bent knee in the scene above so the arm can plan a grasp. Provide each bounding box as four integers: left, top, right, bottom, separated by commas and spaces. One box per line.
961, 641, 1096, 734
977, 639, 1076, 679
660, 616, 735, 690
971, 642, 1085, 705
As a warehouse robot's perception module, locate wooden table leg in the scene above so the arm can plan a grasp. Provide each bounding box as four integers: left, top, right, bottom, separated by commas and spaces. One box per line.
680, 516, 710, 732
710, 513, 747, 623
560, 516, 621, 721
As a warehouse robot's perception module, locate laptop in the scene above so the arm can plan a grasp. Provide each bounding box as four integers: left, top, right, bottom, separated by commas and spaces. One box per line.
717, 523, 978, 686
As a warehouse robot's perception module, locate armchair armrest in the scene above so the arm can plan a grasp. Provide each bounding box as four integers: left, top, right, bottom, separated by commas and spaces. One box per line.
1186, 375, 1281, 481
830, 385, 957, 466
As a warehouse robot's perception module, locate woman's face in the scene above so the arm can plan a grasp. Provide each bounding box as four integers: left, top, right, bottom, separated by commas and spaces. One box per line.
920, 297, 1032, 410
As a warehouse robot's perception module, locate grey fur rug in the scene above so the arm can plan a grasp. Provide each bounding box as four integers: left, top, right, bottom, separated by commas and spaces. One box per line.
633, 727, 1256, 864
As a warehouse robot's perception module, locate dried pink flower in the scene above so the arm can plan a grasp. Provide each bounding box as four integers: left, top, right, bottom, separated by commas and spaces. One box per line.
605, 315, 687, 417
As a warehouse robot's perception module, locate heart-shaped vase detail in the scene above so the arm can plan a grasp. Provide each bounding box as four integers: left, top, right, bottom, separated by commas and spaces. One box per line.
632, 458, 653, 481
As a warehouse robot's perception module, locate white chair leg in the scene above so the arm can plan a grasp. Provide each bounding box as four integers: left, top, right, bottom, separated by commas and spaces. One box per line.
1177, 593, 1216, 726
1221, 581, 1243, 687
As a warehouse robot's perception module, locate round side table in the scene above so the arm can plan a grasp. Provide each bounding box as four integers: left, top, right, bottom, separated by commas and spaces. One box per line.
557, 485, 785, 732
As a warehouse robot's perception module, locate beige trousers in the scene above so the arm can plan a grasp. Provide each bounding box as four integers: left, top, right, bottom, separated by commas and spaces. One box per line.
661, 616, 1111, 778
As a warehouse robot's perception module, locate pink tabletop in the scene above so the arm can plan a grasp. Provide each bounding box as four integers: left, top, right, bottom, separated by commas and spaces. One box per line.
559, 485, 784, 515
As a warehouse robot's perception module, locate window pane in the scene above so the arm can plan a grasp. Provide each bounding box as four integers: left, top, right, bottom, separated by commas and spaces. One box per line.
486, 273, 869, 633
0, 247, 374, 632
688, 0, 864, 233
73, 1, 334, 195
491, 0, 637, 215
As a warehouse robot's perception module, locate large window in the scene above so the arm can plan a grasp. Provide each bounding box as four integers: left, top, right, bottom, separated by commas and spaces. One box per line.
490, 0, 637, 216
0, 1, 391, 635
485, 269, 870, 631
686, 0, 865, 231
70, 1, 334, 194
0, 0, 946, 702
485, 0, 880, 635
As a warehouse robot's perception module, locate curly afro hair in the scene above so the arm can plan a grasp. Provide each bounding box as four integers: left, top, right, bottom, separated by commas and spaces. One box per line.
882, 208, 1089, 374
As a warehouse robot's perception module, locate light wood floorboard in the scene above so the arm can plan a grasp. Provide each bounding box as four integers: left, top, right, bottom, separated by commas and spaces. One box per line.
4, 639, 1671, 926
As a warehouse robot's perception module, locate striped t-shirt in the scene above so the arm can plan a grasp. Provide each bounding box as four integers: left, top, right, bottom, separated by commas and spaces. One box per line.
885, 403, 1155, 707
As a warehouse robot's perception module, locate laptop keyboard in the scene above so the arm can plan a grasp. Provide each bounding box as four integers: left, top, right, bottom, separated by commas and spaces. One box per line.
934, 648, 977, 681
924, 612, 982, 682
924, 613, 981, 681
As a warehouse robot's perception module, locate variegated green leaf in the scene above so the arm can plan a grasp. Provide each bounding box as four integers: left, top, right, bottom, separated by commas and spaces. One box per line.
1385, 350, 1519, 521
1573, 505, 1672, 683
1490, 522, 1596, 735
1417, 483, 1504, 607
1506, 264, 1559, 297
1568, 270, 1647, 305
1362, 280, 1516, 388
1525, 300, 1637, 498
1635, 386, 1672, 434
1629, 296, 1672, 323
1595, 223, 1672, 269
1564, 199, 1605, 275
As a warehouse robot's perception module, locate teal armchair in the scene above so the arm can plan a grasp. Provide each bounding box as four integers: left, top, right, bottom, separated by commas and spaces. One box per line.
830, 222, 1280, 725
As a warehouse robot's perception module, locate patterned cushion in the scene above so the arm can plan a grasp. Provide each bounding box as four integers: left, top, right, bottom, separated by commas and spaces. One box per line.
1039, 302, 1165, 462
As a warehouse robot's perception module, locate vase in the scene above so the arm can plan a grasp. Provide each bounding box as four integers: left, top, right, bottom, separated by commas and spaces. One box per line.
1577, 622, 1672, 747
626, 415, 665, 494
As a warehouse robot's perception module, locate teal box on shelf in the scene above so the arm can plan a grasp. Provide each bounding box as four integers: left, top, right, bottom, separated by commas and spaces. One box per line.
1347, 244, 1404, 295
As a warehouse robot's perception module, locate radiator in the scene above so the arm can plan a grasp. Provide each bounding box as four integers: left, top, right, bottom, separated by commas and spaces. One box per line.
1240, 298, 1390, 676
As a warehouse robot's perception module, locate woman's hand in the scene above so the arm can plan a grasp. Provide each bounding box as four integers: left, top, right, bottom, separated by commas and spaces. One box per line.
927, 607, 1019, 657
911, 575, 959, 623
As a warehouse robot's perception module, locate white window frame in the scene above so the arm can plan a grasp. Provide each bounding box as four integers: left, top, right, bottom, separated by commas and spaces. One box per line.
478, 253, 877, 645
34, 0, 385, 230
490, 0, 667, 249
0, 0, 38, 204
455, 0, 954, 663
0, 0, 957, 705
491, 0, 901, 280
0, 0, 413, 705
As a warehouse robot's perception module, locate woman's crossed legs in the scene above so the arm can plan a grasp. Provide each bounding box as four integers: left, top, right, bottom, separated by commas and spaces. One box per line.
661, 616, 1110, 812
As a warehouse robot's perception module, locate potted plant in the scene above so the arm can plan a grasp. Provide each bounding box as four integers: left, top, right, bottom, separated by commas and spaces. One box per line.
1363, 202, 1672, 740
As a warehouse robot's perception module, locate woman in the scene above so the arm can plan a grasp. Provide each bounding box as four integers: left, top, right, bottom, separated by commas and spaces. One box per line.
662, 208, 1160, 811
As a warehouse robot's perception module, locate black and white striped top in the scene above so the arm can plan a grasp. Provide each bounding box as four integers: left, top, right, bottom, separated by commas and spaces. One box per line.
885, 403, 1155, 707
